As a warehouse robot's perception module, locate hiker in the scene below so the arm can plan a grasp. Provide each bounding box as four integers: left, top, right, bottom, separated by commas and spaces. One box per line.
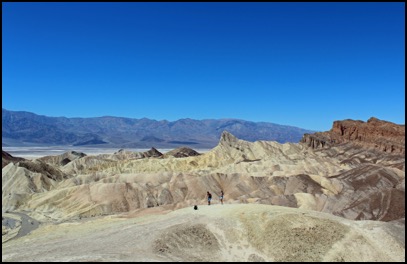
207, 191, 212, 205
219, 190, 224, 205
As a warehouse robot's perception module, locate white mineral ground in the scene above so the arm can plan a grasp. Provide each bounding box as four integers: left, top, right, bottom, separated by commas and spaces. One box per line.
2, 204, 405, 262
2, 131, 405, 262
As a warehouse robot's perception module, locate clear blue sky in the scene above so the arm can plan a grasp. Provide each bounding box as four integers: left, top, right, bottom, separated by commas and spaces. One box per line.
2, 2, 405, 131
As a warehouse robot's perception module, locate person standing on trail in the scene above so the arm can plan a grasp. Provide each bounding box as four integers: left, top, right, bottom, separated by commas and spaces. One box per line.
219, 190, 224, 205
207, 191, 212, 205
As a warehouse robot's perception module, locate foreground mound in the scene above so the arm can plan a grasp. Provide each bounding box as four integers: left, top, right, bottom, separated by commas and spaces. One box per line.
2, 204, 404, 262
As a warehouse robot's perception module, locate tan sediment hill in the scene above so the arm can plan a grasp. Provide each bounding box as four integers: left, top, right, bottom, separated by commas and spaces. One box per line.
2, 127, 404, 223
37, 150, 86, 166
2, 117, 405, 261
2, 204, 404, 262
96, 147, 163, 161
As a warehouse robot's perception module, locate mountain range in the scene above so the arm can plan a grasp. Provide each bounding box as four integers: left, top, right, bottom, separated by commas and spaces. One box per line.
2, 117, 405, 261
2, 108, 315, 148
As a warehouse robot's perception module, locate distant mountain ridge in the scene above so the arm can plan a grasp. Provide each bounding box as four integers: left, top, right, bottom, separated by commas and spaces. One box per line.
2, 108, 315, 148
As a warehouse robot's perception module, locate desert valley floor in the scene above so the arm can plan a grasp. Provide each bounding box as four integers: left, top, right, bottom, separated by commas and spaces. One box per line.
2, 118, 405, 262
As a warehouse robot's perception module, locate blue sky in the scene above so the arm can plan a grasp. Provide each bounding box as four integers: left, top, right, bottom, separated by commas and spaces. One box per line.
2, 2, 405, 131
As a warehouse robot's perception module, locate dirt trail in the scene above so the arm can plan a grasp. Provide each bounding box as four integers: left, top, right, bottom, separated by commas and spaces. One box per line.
3, 211, 40, 241
2, 204, 405, 262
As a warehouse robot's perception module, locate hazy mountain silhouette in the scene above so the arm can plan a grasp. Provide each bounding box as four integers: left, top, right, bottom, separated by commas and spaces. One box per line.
2, 108, 315, 148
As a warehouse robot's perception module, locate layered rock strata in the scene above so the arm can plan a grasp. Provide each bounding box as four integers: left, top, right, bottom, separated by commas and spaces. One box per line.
2, 126, 404, 224
301, 117, 405, 154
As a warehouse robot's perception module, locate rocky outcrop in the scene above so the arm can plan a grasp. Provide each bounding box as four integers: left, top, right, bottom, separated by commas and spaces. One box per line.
2, 117, 404, 262
2, 150, 25, 168
301, 117, 405, 154
96, 147, 163, 161
38, 151, 87, 167
144, 147, 163, 158
163, 147, 201, 158
2, 127, 404, 224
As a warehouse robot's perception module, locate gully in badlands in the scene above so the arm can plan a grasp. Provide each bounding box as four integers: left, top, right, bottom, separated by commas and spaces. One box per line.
2, 118, 405, 262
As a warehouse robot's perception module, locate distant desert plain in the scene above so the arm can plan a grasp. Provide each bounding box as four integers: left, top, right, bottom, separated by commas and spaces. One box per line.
2, 117, 405, 262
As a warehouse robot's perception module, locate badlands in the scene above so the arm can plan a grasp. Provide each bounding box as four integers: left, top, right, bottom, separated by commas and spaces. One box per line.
2, 117, 405, 262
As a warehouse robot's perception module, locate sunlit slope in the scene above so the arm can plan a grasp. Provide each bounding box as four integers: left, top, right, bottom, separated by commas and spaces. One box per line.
2, 131, 404, 223
2, 204, 404, 262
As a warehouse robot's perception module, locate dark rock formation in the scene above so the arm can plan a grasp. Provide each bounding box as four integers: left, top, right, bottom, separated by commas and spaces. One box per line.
38, 151, 87, 167
301, 117, 405, 154
144, 147, 163, 158
2, 119, 404, 226
164, 147, 201, 158
111, 147, 163, 160
2, 150, 25, 168
17, 160, 68, 181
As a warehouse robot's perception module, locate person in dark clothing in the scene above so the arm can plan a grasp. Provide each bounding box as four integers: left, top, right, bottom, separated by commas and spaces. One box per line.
219, 190, 224, 205
207, 191, 212, 205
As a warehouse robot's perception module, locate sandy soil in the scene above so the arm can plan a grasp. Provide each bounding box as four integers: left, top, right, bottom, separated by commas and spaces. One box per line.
2, 204, 405, 262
